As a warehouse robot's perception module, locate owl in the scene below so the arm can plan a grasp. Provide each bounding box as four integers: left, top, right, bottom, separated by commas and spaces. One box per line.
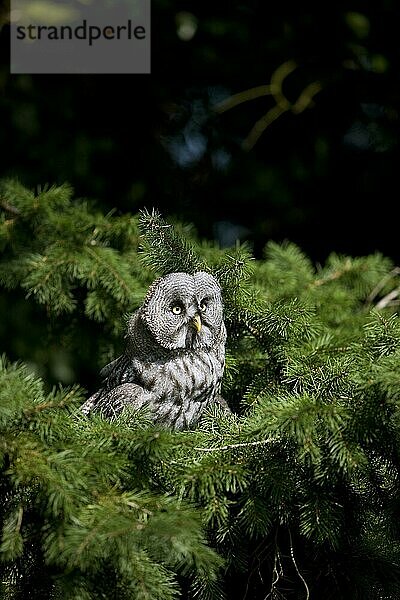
80, 271, 228, 429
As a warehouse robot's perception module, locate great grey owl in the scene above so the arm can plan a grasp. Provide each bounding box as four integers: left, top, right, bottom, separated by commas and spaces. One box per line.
80, 271, 228, 429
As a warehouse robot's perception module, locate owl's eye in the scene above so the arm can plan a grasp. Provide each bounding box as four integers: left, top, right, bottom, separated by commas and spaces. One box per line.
171, 304, 183, 315
199, 301, 207, 312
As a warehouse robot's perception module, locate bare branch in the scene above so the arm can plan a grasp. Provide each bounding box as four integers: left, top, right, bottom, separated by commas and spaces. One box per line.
365, 267, 400, 307
214, 85, 272, 114
194, 438, 273, 452
269, 60, 297, 109
242, 105, 286, 151
292, 81, 322, 114
289, 529, 310, 600
375, 287, 400, 310
213, 60, 322, 150
0, 199, 20, 216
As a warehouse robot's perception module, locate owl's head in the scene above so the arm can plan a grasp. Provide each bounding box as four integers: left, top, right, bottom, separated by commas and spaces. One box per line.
140, 271, 224, 350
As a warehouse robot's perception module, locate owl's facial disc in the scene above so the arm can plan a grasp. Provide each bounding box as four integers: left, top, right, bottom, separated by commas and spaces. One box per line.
142, 271, 223, 351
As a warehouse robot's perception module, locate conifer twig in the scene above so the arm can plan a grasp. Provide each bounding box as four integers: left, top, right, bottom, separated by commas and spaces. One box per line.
86, 246, 132, 296
312, 260, 353, 287
23, 389, 79, 417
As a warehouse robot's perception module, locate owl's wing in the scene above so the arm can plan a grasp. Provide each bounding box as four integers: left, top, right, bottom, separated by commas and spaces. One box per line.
99, 357, 121, 379
81, 383, 154, 420
80, 354, 144, 417
98, 355, 136, 387
213, 393, 232, 414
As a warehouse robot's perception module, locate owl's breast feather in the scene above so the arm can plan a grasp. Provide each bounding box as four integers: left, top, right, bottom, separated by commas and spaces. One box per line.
130, 348, 223, 428
138, 349, 222, 401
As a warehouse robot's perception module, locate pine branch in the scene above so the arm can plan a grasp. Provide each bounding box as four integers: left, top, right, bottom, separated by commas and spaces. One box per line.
138, 208, 206, 276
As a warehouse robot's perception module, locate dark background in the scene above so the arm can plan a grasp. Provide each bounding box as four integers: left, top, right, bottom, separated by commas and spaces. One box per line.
1, 1, 400, 265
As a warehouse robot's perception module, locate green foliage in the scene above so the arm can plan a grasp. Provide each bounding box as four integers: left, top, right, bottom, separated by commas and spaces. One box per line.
0, 356, 223, 600
0, 179, 145, 321
2, 180, 400, 598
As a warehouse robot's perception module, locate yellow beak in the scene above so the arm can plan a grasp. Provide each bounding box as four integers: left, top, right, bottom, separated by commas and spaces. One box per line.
191, 314, 202, 333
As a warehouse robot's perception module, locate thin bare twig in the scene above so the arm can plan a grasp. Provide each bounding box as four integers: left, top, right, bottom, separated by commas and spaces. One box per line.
242, 105, 286, 152
292, 81, 323, 114
289, 529, 310, 600
269, 60, 297, 108
365, 267, 400, 307
214, 85, 272, 113
194, 438, 273, 452
265, 532, 284, 599
375, 287, 400, 310
213, 60, 322, 151
0, 199, 20, 216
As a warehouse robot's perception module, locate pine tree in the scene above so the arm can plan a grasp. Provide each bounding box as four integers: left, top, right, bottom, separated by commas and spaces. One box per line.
1, 179, 400, 599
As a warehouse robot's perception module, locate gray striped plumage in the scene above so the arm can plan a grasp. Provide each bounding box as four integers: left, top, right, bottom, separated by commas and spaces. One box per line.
80, 271, 228, 429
